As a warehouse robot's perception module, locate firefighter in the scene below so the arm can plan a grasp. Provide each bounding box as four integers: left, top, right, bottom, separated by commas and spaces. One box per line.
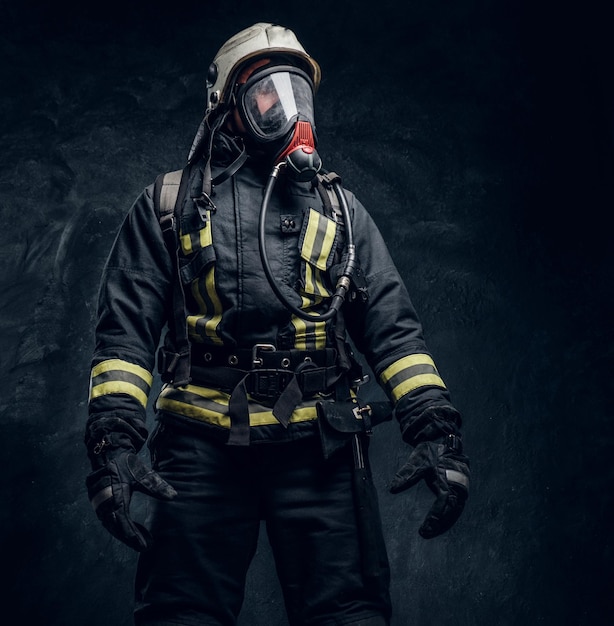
85, 22, 470, 626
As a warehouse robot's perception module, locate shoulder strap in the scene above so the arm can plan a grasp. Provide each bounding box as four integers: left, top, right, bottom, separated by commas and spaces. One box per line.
153, 168, 193, 387
316, 171, 368, 302
314, 172, 367, 379
315, 171, 344, 223
153, 168, 185, 238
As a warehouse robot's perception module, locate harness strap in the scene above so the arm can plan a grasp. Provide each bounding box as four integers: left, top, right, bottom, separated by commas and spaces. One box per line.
191, 346, 336, 369
154, 167, 193, 386
195, 110, 231, 217
211, 148, 248, 187
190, 363, 341, 396
153, 166, 359, 444
190, 357, 343, 446
227, 372, 301, 445
227, 375, 251, 445
316, 171, 344, 223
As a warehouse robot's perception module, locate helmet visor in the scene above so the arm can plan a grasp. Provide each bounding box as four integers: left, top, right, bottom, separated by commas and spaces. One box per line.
239, 69, 314, 141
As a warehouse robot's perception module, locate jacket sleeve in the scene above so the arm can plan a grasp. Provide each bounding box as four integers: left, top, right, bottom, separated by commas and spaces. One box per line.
85, 185, 173, 455
343, 192, 462, 445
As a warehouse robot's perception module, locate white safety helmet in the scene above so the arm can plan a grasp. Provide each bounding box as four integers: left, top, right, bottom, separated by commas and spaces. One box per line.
205, 22, 321, 113
188, 23, 321, 163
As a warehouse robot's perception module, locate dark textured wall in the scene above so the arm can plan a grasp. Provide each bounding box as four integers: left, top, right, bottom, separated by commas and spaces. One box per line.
1, 1, 612, 624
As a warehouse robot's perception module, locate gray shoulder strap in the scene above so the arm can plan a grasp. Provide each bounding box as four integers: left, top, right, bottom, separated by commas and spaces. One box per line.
156, 168, 184, 219
316, 172, 343, 223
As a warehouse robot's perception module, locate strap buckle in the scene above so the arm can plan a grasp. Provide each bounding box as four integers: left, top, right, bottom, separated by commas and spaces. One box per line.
252, 343, 276, 367
193, 192, 217, 219
445, 433, 463, 453
247, 369, 294, 401
352, 403, 374, 435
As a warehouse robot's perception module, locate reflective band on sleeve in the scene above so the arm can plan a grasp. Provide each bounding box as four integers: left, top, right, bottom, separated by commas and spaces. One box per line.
91, 359, 153, 383
379, 354, 446, 402
445, 469, 469, 490
156, 384, 320, 428
89, 359, 153, 408
90, 486, 113, 512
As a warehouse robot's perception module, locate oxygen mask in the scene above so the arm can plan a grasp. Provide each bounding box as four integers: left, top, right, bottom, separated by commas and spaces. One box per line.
236, 65, 322, 182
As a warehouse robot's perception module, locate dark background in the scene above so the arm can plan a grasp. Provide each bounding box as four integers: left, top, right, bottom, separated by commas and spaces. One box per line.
1, 0, 612, 624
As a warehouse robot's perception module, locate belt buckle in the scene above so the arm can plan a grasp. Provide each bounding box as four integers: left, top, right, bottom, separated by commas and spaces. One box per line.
251, 369, 291, 399
252, 343, 276, 368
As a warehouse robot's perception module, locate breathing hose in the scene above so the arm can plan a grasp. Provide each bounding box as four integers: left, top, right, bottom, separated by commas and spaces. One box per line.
258, 163, 357, 322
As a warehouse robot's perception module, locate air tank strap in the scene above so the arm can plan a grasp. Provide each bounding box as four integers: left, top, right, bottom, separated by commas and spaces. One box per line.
315, 171, 344, 222
154, 148, 247, 386
154, 167, 193, 386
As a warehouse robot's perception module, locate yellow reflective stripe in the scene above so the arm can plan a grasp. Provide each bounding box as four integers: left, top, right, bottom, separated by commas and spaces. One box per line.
380, 354, 436, 383
388, 374, 447, 401
250, 405, 318, 426
188, 276, 207, 333
293, 315, 308, 350
200, 215, 212, 248
317, 218, 337, 270
89, 359, 153, 408
307, 320, 327, 349
291, 296, 327, 350
302, 210, 320, 266
90, 381, 149, 408
301, 209, 337, 271
291, 324, 327, 350
204, 266, 223, 339
156, 385, 319, 428
292, 317, 327, 350
91, 359, 153, 385
380, 354, 446, 402
187, 267, 223, 345
304, 264, 331, 298
292, 210, 336, 351
180, 211, 212, 255
157, 397, 227, 426
156, 384, 229, 425
180, 231, 193, 255
305, 262, 315, 294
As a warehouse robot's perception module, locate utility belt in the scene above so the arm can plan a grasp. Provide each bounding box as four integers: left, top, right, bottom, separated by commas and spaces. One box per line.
159, 343, 343, 446
189, 344, 340, 399
158, 343, 392, 449
192, 343, 335, 376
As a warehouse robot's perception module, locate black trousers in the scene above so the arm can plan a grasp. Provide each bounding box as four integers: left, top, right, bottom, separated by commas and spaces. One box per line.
134, 414, 391, 626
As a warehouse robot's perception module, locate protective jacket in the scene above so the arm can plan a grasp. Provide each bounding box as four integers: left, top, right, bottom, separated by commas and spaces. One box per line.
86, 132, 461, 452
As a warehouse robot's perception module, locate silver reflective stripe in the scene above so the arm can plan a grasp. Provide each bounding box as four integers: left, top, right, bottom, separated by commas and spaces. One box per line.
90, 486, 113, 512
445, 469, 469, 489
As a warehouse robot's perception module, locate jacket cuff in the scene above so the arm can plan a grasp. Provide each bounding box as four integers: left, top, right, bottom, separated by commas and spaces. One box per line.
397, 402, 462, 446
84, 413, 148, 463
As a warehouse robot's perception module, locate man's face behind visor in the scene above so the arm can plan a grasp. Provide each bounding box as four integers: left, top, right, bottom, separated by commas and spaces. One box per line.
236, 66, 316, 145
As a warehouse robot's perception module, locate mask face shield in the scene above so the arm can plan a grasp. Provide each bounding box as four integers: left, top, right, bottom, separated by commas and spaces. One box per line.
236, 66, 316, 145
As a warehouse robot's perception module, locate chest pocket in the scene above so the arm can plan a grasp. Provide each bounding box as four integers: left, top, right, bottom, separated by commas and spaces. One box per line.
178, 210, 223, 345
290, 207, 341, 350
299, 207, 339, 298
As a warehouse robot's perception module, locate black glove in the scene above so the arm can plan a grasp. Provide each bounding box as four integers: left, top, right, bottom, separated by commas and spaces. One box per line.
390, 434, 470, 539
86, 438, 177, 552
